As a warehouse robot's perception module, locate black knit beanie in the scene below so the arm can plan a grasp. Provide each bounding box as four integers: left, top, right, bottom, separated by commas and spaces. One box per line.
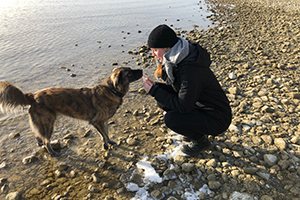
148, 24, 178, 48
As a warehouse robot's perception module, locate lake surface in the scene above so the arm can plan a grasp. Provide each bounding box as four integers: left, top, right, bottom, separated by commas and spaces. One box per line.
0, 0, 212, 90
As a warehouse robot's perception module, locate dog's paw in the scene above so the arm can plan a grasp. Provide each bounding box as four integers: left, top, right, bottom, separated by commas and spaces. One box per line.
36, 138, 43, 146
108, 140, 116, 145
103, 143, 109, 150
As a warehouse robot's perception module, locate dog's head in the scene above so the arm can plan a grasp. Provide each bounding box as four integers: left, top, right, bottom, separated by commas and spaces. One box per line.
105, 67, 143, 95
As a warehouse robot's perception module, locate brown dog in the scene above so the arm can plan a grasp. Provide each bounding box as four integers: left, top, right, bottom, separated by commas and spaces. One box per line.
0, 67, 142, 157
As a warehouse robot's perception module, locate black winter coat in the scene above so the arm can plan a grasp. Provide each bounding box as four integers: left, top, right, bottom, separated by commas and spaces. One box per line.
149, 41, 232, 122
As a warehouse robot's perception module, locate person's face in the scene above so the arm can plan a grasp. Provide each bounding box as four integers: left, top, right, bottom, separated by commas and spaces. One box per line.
151, 48, 170, 63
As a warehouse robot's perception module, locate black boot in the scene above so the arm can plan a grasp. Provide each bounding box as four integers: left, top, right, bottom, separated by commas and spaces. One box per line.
182, 136, 192, 142
181, 135, 213, 156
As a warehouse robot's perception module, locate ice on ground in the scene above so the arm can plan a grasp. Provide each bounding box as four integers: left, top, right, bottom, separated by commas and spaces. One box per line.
136, 157, 163, 184
130, 131, 212, 200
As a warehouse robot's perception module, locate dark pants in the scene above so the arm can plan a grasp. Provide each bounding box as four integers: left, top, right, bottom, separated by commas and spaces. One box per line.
157, 84, 231, 141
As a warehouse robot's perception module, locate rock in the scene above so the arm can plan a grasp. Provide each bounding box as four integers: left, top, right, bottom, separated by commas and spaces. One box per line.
88, 185, 99, 193
290, 136, 299, 144
263, 154, 278, 166
274, 138, 286, 150
260, 195, 273, 200
174, 155, 187, 165
229, 72, 237, 79
182, 163, 195, 173
229, 124, 240, 133
256, 171, 270, 181
277, 160, 290, 170
261, 135, 273, 145
63, 133, 74, 140
130, 172, 143, 185
92, 173, 101, 183
206, 159, 217, 168
229, 87, 241, 95
5, 192, 22, 200
229, 191, 254, 200
22, 155, 38, 165
289, 92, 300, 99
104, 195, 115, 200
127, 137, 138, 146
208, 181, 222, 190
138, 88, 146, 95
0, 161, 7, 169
243, 167, 259, 174
151, 189, 164, 199
163, 169, 177, 180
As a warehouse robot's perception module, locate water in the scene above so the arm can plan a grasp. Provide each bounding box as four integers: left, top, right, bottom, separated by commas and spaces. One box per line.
0, 0, 213, 198
0, 0, 212, 89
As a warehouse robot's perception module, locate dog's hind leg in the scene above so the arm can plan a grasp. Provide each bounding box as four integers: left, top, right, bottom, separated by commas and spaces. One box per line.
28, 106, 59, 157
91, 121, 116, 150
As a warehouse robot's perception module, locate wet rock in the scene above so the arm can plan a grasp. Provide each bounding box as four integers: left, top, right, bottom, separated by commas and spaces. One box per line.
127, 137, 138, 146
0, 161, 7, 169
88, 185, 99, 193
22, 155, 38, 165
5, 192, 22, 200
9, 132, 20, 139
92, 173, 101, 183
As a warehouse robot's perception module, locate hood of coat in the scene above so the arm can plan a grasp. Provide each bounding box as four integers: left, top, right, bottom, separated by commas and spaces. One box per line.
181, 41, 212, 68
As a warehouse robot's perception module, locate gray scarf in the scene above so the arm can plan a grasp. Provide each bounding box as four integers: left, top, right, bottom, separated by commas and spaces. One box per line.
156, 37, 189, 84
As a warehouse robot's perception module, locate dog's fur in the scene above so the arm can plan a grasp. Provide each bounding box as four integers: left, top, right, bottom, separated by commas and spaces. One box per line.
0, 67, 142, 157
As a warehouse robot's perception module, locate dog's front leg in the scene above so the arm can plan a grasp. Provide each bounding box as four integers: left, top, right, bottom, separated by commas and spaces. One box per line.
91, 120, 116, 149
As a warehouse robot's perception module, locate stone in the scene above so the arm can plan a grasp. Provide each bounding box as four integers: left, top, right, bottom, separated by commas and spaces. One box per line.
264, 154, 278, 166
151, 189, 164, 199
5, 192, 22, 200
22, 155, 38, 165
274, 138, 286, 150
229, 191, 254, 200
256, 171, 270, 181
260, 195, 273, 200
206, 159, 217, 168
208, 181, 222, 190
182, 163, 195, 173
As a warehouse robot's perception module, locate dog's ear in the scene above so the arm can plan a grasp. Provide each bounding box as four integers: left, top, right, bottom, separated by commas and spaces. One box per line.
113, 70, 123, 88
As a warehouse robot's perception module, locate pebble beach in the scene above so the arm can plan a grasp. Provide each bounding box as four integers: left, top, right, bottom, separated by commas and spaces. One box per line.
1, 0, 300, 199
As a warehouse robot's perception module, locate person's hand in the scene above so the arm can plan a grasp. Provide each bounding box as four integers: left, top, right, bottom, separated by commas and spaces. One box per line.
142, 74, 154, 93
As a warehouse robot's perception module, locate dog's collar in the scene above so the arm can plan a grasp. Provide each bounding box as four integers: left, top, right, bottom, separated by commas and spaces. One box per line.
105, 83, 124, 98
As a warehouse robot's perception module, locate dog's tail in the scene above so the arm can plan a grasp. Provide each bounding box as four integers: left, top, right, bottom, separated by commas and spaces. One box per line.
0, 82, 34, 113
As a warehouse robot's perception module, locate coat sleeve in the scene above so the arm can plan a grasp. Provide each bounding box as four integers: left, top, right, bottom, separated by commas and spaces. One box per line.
149, 65, 207, 113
